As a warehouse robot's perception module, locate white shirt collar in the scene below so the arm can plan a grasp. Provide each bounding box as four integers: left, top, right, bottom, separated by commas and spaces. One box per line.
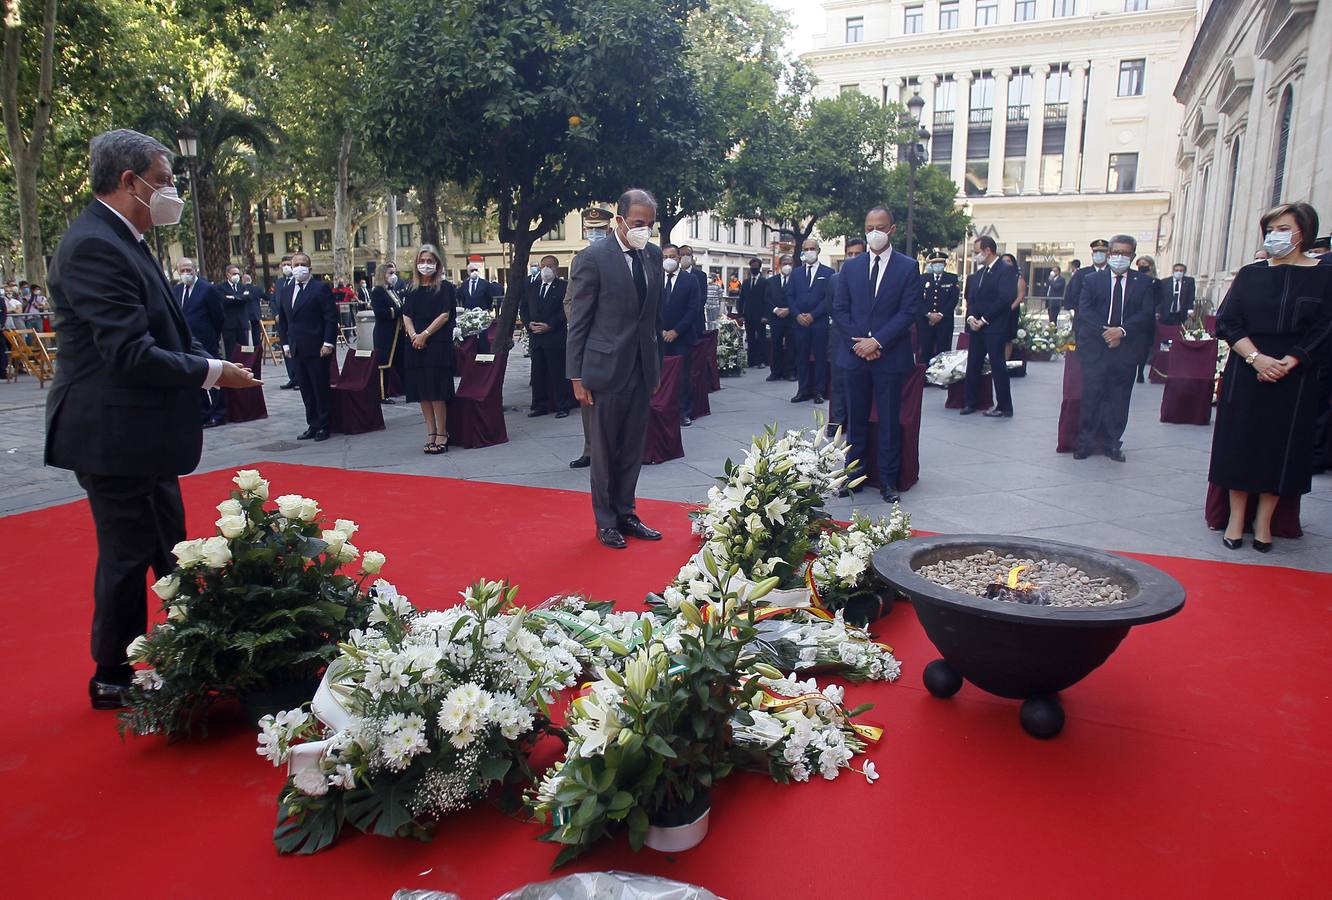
868, 245, 892, 265
97, 198, 144, 243
614, 230, 632, 254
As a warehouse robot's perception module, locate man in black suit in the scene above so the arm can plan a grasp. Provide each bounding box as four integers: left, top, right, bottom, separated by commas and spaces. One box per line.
242, 272, 264, 346
677, 244, 708, 341
274, 254, 298, 389
218, 263, 262, 357
277, 251, 338, 441
172, 256, 226, 427
370, 262, 407, 404
567, 189, 664, 550
1040, 267, 1066, 323
460, 262, 492, 310
961, 235, 1018, 417
1157, 262, 1196, 325
46, 129, 259, 709
1073, 234, 1155, 461
659, 243, 703, 426
918, 249, 959, 363
765, 254, 796, 381
521, 254, 573, 418
738, 256, 768, 367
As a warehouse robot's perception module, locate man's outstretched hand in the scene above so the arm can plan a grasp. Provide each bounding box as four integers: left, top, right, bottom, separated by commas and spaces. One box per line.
218, 361, 262, 389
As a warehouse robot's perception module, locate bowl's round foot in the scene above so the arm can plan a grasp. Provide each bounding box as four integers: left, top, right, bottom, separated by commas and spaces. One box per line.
1020, 695, 1065, 739
923, 659, 963, 698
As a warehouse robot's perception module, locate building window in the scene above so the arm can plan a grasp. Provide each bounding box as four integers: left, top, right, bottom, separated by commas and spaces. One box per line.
904, 5, 923, 33
969, 72, 995, 126
845, 15, 864, 42
840, 84, 861, 95
940, 1, 959, 29
1040, 154, 1063, 193
231, 236, 243, 257
542, 219, 565, 241
744, 222, 754, 245
1272, 84, 1293, 206
933, 76, 956, 128
396, 224, 413, 248
965, 161, 990, 197
313, 229, 332, 252
1118, 59, 1145, 96
727, 221, 737, 243
1015, 0, 1036, 21
976, 0, 999, 26
710, 218, 721, 242
354, 225, 368, 248
258, 233, 274, 255
1053, 0, 1075, 15
1107, 153, 1138, 192
1221, 137, 1242, 268
1008, 68, 1032, 121
1003, 158, 1026, 193
465, 223, 485, 244
284, 231, 303, 254
1124, 0, 1147, 9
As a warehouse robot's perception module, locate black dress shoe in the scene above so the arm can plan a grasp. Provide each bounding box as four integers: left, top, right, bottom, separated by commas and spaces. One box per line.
618, 515, 662, 541
1222, 535, 1244, 550
880, 489, 900, 504
1107, 448, 1127, 462
1073, 449, 1090, 460
569, 455, 591, 469
381, 398, 396, 405
313, 430, 330, 442
765, 374, 782, 382
959, 407, 978, 416
811, 394, 825, 404
836, 485, 863, 499
681, 415, 693, 427
826, 423, 844, 437
1253, 539, 1273, 553
785, 374, 797, 382
201, 419, 222, 429
527, 409, 548, 418
279, 381, 296, 390
790, 393, 811, 403
89, 677, 131, 711
297, 429, 317, 440
554, 410, 569, 419
982, 408, 1012, 418
597, 528, 627, 549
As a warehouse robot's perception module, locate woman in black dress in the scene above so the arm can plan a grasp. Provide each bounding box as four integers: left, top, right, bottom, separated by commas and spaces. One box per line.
401, 244, 458, 454
1133, 256, 1159, 382
1209, 202, 1332, 551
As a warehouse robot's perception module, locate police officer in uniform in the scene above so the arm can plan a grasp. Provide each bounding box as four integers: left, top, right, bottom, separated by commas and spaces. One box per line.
1064, 240, 1112, 326
918, 249, 959, 364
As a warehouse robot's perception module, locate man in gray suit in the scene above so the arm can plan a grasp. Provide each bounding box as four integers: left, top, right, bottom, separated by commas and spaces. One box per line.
566, 189, 665, 549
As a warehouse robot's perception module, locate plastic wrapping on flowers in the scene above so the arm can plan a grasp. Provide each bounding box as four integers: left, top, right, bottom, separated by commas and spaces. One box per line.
456, 306, 495, 338
925, 349, 973, 385
492, 872, 723, 900
716, 318, 745, 376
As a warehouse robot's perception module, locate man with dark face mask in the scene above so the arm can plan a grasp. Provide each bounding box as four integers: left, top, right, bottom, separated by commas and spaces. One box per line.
738, 256, 768, 367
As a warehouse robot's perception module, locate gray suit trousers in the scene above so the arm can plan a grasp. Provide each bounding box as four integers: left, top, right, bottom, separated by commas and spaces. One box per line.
588, 360, 650, 530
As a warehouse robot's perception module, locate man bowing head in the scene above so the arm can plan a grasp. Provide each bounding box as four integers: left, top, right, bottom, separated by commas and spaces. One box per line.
566, 189, 665, 549
45, 129, 260, 710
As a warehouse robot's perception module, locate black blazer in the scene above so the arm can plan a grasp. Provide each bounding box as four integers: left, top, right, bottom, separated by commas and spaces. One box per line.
1075, 269, 1156, 353
520, 277, 568, 348
964, 260, 1018, 330
661, 268, 702, 344
45, 201, 212, 477
765, 273, 791, 316
459, 276, 493, 310
369, 282, 407, 359
738, 272, 767, 321
218, 282, 261, 332
1156, 275, 1195, 321
276, 277, 338, 357
176, 277, 224, 356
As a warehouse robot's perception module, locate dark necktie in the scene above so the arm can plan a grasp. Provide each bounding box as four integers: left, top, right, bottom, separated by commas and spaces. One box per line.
665, 273, 674, 297
1109, 275, 1124, 327
870, 255, 880, 293
977, 266, 988, 289
1171, 282, 1180, 313
183, 285, 191, 307
630, 251, 646, 307
807, 264, 815, 287
541, 282, 549, 299
293, 282, 303, 310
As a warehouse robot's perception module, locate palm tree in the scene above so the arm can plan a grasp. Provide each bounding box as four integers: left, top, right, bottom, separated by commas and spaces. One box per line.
141, 90, 276, 281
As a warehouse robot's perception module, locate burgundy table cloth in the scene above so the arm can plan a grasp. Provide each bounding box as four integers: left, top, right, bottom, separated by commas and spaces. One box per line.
1056, 349, 1083, 453
644, 355, 685, 465
1160, 338, 1217, 426
955, 331, 970, 351
699, 329, 721, 392
224, 346, 268, 423
689, 345, 712, 419
448, 351, 509, 449
1149, 323, 1181, 385
1204, 482, 1303, 538
329, 351, 385, 435
859, 363, 926, 491
1205, 314, 1217, 334
946, 375, 991, 410
454, 336, 478, 372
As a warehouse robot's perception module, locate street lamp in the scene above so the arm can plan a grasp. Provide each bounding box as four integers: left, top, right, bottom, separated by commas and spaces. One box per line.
176, 126, 207, 277
904, 93, 931, 259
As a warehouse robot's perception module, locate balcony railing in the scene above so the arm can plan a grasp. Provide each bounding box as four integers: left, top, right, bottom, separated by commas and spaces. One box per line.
968, 107, 993, 126
1007, 105, 1030, 123
1044, 102, 1069, 123
933, 110, 956, 128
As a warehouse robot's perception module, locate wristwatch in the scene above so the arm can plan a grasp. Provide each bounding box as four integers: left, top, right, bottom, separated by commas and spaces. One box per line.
1245, 350, 1260, 366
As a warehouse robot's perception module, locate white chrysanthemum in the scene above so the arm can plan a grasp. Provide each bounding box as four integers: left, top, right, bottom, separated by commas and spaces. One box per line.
293, 767, 330, 796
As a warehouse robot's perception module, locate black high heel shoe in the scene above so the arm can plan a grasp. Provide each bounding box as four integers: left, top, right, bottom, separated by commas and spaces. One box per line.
1222, 535, 1244, 550
1252, 539, 1272, 553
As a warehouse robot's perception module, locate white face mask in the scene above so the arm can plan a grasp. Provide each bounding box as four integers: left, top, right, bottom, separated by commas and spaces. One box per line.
228, 274, 241, 285
780, 264, 792, 277
385, 272, 397, 285
800, 250, 818, 265
1107, 254, 1131, 273
1263, 230, 1297, 259
1092, 251, 1107, 266
282, 265, 293, 277
134, 175, 185, 227
679, 254, 694, 269
468, 269, 480, 279
1172, 270, 1184, 280
540, 266, 555, 282
292, 265, 311, 283
529, 265, 539, 276
865, 230, 891, 252
928, 263, 945, 274
417, 262, 437, 276
622, 224, 652, 251
178, 271, 196, 285
663, 258, 680, 274
973, 252, 988, 266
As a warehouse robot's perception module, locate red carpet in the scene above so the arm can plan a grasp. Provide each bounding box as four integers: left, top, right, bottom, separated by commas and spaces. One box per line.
3, 462, 1330, 898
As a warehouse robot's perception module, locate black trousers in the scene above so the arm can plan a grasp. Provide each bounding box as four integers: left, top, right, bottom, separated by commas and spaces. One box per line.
918, 317, 953, 363
793, 319, 829, 396
768, 319, 795, 377
1046, 301, 1062, 323
588, 363, 650, 531
75, 472, 185, 669
745, 318, 768, 366
530, 339, 574, 414
292, 351, 332, 432
1078, 348, 1136, 452
965, 328, 1012, 413
664, 342, 693, 417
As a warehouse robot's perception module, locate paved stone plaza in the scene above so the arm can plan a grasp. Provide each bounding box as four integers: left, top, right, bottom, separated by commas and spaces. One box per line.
2, 351, 1329, 571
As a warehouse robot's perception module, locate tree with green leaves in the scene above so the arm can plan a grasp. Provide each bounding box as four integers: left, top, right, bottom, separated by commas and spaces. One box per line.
1, 0, 58, 284
818, 164, 971, 255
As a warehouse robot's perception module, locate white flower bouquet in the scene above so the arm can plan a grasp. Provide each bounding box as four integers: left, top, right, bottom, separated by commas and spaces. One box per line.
456, 306, 495, 338
1014, 313, 1062, 356
716, 317, 746, 376
731, 674, 879, 784
262, 579, 582, 854
748, 609, 902, 682
809, 508, 911, 624
925, 349, 974, 385
119, 469, 381, 739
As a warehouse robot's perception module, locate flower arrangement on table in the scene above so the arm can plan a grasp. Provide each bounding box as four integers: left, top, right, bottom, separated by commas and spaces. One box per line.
925, 349, 975, 385
1181, 316, 1212, 342
716, 317, 746, 377
119, 469, 379, 739
260, 579, 582, 854
808, 508, 912, 624
1014, 313, 1062, 357
455, 306, 495, 339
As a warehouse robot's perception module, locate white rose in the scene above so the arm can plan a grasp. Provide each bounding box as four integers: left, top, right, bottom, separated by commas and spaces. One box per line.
333, 519, 358, 539
293, 768, 329, 797
201, 536, 232, 569
216, 498, 243, 517
275, 494, 305, 520
151, 573, 180, 601
297, 497, 321, 522
253, 479, 270, 501
167, 603, 188, 623
233, 469, 264, 492
361, 550, 386, 574
216, 514, 247, 540
172, 539, 206, 568
321, 529, 347, 554
338, 541, 359, 564
126, 634, 150, 661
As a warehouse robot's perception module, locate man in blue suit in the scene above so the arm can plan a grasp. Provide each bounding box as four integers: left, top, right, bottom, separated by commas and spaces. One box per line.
1073, 234, 1156, 461
276, 252, 338, 441
832, 207, 922, 503
961, 235, 1018, 417
660, 244, 703, 426
173, 257, 226, 427
827, 237, 866, 434
786, 237, 835, 403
